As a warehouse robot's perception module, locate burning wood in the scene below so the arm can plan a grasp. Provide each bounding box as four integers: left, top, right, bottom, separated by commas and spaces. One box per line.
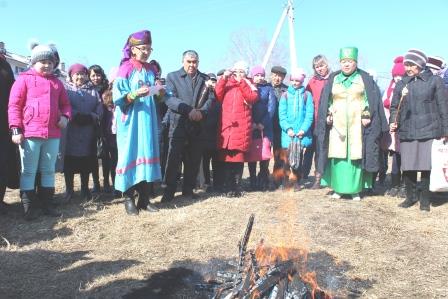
199, 214, 332, 299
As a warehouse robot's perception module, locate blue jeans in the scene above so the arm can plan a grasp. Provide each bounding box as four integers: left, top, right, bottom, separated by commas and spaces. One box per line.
19, 138, 60, 190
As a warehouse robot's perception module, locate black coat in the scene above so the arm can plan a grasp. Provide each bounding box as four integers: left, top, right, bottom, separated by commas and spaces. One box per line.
199, 92, 221, 150
165, 68, 212, 139
0, 57, 20, 189
389, 69, 448, 141
271, 83, 288, 149
315, 69, 388, 174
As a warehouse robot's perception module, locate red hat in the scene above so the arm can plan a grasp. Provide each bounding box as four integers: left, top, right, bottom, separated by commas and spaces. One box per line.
391, 56, 405, 77
68, 63, 88, 77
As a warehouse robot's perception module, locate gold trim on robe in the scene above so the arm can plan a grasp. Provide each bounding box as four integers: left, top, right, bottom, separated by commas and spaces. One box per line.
328, 75, 365, 160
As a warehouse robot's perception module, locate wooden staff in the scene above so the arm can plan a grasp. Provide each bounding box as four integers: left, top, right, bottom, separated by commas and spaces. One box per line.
394, 84, 408, 126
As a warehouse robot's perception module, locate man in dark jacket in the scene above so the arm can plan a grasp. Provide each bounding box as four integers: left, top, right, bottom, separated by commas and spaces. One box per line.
162, 50, 212, 201
270, 66, 288, 189
0, 45, 19, 214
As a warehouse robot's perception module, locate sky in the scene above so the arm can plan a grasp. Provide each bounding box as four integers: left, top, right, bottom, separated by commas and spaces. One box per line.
1, 0, 448, 89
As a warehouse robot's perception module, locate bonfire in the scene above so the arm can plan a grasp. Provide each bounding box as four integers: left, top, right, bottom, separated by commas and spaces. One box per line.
198, 214, 331, 299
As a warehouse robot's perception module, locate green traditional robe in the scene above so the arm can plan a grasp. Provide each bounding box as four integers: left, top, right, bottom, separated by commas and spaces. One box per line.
321, 71, 373, 194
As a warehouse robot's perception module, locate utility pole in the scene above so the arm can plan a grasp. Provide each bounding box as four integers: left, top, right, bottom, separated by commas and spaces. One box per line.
287, 0, 297, 69
261, 0, 297, 70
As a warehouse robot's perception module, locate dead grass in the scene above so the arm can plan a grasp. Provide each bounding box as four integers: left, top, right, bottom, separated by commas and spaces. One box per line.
0, 172, 447, 298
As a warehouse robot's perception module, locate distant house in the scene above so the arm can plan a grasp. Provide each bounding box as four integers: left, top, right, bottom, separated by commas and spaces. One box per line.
0, 41, 67, 80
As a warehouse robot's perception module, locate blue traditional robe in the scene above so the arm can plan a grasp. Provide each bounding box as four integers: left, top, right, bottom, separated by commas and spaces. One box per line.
112, 59, 161, 192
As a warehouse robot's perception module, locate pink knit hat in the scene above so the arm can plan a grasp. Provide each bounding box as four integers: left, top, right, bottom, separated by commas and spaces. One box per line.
290, 67, 306, 82
250, 65, 265, 77
68, 63, 88, 77
391, 56, 405, 77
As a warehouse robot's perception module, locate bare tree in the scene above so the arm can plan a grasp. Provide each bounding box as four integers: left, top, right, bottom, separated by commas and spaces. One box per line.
221, 28, 289, 72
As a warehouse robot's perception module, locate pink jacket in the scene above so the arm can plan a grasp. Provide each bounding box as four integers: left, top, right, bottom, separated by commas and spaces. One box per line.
8, 69, 71, 138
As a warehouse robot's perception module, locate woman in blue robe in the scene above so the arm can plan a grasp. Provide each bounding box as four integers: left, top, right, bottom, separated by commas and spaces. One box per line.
113, 30, 164, 215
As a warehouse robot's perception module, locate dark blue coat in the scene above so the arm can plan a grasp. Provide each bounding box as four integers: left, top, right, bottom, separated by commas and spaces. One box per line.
252, 82, 276, 142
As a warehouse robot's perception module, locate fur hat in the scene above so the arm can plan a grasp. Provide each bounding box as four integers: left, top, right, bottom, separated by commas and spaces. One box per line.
290, 67, 306, 82
29, 42, 56, 65
391, 56, 405, 77
404, 49, 427, 69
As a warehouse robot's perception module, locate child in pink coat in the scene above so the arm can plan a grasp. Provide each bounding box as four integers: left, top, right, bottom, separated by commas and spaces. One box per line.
8, 43, 71, 220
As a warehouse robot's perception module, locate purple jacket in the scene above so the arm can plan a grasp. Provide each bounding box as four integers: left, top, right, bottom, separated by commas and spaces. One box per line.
8, 68, 71, 138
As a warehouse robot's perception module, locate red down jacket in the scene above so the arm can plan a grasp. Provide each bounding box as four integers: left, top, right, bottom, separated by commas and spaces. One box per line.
215, 76, 258, 154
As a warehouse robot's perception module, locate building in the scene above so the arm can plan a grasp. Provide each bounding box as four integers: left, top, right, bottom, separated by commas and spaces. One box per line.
0, 41, 67, 80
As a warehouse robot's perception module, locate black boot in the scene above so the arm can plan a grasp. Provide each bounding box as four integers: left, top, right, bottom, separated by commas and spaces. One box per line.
21, 190, 39, 221
123, 190, 138, 215
148, 182, 156, 199
257, 172, 268, 191
398, 174, 418, 208
63, 171, 74, 203
249, 176, 257, 191
80, 172, 92, 201
226, 163, 242, 198
226, 175, 237, 197
310, 173, 322, 190
38, 187, 61, 217
92, 160, 101, 194
233, 167, 243, 197
224, 163, 234, 196
386, 173, 401, 197
0, 184, 7, 215
136, 182, 158, 213
419, 176, 431, 212
103, 180, 112, 193
378, 171, 386, 186
248, 162, 258, 191
161, 185, 175, 202
397, 184, 406, 198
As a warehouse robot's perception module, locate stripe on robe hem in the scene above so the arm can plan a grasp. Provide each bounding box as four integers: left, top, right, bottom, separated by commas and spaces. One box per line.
116, 157, 160, 174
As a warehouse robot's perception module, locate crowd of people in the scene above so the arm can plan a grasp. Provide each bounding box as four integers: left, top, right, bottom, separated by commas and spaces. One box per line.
0, 29, 447, 220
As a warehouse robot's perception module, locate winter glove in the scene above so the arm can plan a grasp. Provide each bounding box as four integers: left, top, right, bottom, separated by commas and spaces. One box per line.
57, 116, 69, 129
11, 127, 24, 144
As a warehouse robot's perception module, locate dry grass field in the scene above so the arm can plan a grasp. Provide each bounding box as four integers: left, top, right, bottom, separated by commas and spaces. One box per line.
0, 172, 447, 299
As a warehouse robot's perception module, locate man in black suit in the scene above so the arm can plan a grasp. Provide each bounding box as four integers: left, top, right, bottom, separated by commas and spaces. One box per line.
162, 50, 212, 201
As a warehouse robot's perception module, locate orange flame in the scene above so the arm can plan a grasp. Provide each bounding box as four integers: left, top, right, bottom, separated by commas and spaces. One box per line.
302, 271, 319, 292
